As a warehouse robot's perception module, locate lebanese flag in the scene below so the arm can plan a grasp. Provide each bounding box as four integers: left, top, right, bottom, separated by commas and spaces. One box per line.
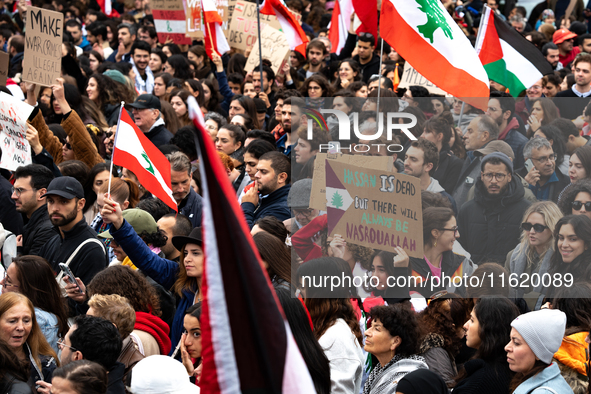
328, 0, 353, 55
96, 0, 118, 17
201, 0, 230, 57
380, 0, 490, 110
112, 110, 177, 212
260, 0, 309, 55
187, 96, 316, 394
352, 0, 377, 46
476, 6, 553, 96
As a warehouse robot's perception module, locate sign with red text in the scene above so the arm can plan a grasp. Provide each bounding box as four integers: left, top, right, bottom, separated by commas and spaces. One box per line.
0, 93, 34, 171
325, 159, 423, 258
153, 0, 191, 45
22, 7, 63, 87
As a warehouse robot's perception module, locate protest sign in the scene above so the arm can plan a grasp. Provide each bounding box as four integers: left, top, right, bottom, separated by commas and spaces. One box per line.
186, 0, 204, 39
325, 159, 423, 258
399, 62, 448, 96
22, 7, 63, 87
0, 51, 9, 86
309, 153, 392, 210
0, 93, 34, 171
152, 0, 191, 45
225, 0, 236, 36
244, 25, 290, 74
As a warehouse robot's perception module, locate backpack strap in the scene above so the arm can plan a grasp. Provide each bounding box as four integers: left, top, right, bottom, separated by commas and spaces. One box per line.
56, 238, 105, 294
528, 387, 559, 394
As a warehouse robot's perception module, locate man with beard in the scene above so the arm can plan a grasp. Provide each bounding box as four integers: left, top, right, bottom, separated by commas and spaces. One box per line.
297, 40, 327, 81
486, 91, 528, 169
554, 54, 591, 120
166, 152, 202, 228
457, 153, 530, 264
38, 177, 107, 286
519, 137, 569, 202
277, 97, 306, 156
130, 40, 154, 94
241, 151, 291, 229
542, 43, 563, 70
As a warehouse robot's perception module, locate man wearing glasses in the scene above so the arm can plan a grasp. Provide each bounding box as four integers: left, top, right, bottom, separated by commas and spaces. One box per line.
457, 152, 531, 264
520, 137, 569, 203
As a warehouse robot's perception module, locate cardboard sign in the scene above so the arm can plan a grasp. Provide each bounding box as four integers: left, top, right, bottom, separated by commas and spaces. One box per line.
0, 92, 34, 171
399, 62, 448, 96
309, 153, 393, 210
186, 0, 204, 39
22, 7, 63, 87
325, 159, 423, 258
244, 25, 290, 74
0, 51, 9, 86
225, 0, 236, 37
152, 0, 191, 45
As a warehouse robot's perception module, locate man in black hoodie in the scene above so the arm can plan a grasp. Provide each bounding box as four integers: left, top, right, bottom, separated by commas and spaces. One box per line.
457, 152, 531, 264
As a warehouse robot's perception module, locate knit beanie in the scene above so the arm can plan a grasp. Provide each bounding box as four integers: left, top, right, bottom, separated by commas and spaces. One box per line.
481, 151, 513, 174
511, 309, 566, 364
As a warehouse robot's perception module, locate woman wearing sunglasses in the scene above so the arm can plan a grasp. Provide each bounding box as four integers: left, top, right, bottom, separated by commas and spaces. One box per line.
505, 201, 563, 298
558, 179, 591, 221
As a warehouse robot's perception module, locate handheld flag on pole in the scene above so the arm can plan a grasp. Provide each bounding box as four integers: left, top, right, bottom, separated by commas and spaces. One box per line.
476, 5, 553, 96
111, 108, 178, 212
260, 0, 309, 55
187, 96, 316, 394
201, 0, 230, 58
328, 0, 354, 55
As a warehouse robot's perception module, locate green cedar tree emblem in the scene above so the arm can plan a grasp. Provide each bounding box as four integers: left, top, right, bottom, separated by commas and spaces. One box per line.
331, 190, 344, 209
141, 151, 155, 175
414, 0, 454, 43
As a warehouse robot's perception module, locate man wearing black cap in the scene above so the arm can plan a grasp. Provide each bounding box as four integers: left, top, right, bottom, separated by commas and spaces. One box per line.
128, 94, 173, 148
38, 177, 107, 286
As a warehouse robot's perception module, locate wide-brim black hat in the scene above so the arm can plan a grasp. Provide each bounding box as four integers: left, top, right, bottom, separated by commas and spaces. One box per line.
172, 227, 202, 251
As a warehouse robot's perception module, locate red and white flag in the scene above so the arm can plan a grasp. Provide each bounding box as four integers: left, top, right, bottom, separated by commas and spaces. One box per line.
112, 110, 177, 211
380, 0, 489, 110
187, 96, 316, 394
97, 0, 119, 17
260, 0, 309, 55
328, 0, 353, 55
201, 0, 230, 57
352, 0, 377, 46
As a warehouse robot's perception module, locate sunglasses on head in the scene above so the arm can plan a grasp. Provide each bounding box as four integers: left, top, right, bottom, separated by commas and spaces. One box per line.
521, 222, 548, 233
572, 201, 591, 211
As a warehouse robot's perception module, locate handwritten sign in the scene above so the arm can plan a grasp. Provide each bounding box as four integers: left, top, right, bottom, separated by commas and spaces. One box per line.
325, 159, 423, 258
153, 0, 191, 45
0, 51, 9, 86
186, 0, 204, 39
309, 153, 393, 210
0, 93, 34, 171
224, 0, 236, 38
22, 7, 63, 87
399, 62, 448, 96
244, 25, 290, 74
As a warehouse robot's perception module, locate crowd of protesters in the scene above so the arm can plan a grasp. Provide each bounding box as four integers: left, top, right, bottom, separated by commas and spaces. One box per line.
2, 0, 591, 393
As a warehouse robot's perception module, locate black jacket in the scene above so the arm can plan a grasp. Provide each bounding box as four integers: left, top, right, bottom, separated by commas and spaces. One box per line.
433, 149, 463, 194
458, 176, 531, 264
145, 123, 173, 148
38, 218, 108, 286
106, 362, 126, 394
241, 184, 291, 229
0, 175, 23, 236
19, 205, 57, 256
354, 53, 381, 83
177, 188, 203, 228
453, 358, 512, 394
554, 88, 588, 120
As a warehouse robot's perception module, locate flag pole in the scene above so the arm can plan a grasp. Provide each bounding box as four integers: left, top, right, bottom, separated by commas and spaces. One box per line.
108, 101, 125, 198
376, 36, 384, 124
255, 0, 264, 91
457, 101, 466, 131
205, 22, 216, 54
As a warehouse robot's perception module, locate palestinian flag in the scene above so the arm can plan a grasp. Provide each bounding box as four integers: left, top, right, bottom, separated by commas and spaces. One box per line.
380, 0, 490, 110
476, 6, 553, 96
112, 109, 177, 211
186, 96, 316, 394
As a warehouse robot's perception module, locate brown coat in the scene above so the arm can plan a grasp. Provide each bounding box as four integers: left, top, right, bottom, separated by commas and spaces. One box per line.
31, 108, 103, 169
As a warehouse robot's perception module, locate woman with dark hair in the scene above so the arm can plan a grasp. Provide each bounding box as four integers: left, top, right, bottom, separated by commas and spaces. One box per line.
253, 232, 294, 290
453, 296, 520, 394
215, 124, 246, 165
51, 360, 108, 394
546, 215, 591, 297
300, 74, 333, 99
294, 125, 330, 181
505, 309, 572, 394
527, 98, 559, 137
558, 180, 591, 220
290, 50, 306, 70
421, 112, 463, 194
163, 55, 193, 80
0, 339, 31, 393
184, 80, 204, 106
153, 72, 172, 100
228, 95, 261, 129
86, 73, 134, 126
333, 59, 361, 90
200, 79, 226, 116
149, 48, 167, 74
83, 162, 115, 223
230, 113, 256, 131
87, 50, 103, 73
349, 81, 368, 98
241, 80, 257, 98
533, 125, 569, 175
275, 288, 330, 394
57, 160, 90, 186
169, 89, 192, 127
568, 146, 591, 185
0, 256, 69, 353
251, 216, 290, 242
410, 207, 475, 297
431, 96, 450, 116
0, 293, 58, 392
180, 302, 202, 381
418, 293, 466, 387
363, 304, 428, 394
187, 45, 213, 81
228, 53, 246, 76
162, 43, 181, 57
297, 257, 365, 394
